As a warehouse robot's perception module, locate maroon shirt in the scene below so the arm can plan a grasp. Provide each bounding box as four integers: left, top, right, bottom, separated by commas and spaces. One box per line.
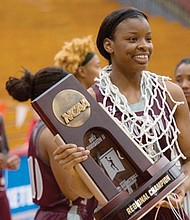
92, 84, 190, 220
0, 114, 11, 220
28, 120, 97, 220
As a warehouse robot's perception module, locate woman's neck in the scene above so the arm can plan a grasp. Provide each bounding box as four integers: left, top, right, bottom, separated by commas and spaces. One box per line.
110, 70, 142, 104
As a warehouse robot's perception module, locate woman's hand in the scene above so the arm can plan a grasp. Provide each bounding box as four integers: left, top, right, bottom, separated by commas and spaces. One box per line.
0, 154, 20, 170
0, 153, 8, 169
53, 142, 93, 199
6, 155, 20, 170
53, 143, 90, 173
156, 186, 186, 209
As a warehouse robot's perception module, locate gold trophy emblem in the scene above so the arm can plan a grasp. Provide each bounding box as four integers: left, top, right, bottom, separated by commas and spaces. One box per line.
52, 89, 91, 127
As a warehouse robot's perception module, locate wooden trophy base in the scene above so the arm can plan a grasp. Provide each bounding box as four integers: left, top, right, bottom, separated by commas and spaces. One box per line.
94, 159, 187, 220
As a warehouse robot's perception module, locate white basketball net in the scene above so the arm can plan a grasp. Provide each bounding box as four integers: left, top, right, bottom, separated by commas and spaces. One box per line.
96, 65, 186, 162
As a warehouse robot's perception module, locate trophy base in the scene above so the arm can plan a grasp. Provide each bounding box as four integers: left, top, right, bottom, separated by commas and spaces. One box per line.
94, 165, 187, 220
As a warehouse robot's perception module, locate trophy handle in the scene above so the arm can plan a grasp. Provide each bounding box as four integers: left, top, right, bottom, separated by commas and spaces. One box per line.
54, 134, 108, 206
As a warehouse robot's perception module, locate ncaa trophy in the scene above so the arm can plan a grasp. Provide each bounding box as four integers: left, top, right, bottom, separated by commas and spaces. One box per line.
31, 74, 187, 220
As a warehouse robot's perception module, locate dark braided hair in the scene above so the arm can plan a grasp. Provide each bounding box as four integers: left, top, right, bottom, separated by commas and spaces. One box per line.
6, 66, 69, 101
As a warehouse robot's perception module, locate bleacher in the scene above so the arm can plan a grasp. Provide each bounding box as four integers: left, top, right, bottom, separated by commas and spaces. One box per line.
173, 0, 190, 14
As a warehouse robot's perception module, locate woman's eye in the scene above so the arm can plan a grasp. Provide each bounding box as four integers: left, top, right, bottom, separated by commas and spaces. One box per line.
176, 78, 182, 83
146, 36, 152, 42
128, 37, 137, 42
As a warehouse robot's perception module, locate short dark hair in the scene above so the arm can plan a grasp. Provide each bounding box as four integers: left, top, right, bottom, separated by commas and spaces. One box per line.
175, 58, 190, 73
6, 66, 69, 101
96, 7, 148, 64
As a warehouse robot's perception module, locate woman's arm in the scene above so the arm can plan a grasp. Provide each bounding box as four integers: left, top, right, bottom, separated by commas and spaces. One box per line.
0, 115, 20, 170
40, 127, 92, 201
158, 81, 190, 208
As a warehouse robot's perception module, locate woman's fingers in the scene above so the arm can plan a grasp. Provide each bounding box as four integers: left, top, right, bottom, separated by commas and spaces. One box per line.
58, 154, 89, 170
7, 155, 20, 170
53, 143, 78, 155
156, 192, 184, 209
0, 153, 7, 168
53, 143, 90, 170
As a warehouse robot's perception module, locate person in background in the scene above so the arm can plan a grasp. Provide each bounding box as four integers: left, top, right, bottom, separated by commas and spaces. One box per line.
20, 35, 101, 155
6, 67, 97, 220
0, 113, 20, 220
54, 35, 101, 89
25, 110, 40, 144
174, 57, 190, 217
53, 7, 190, 219
175, 58, 190, 109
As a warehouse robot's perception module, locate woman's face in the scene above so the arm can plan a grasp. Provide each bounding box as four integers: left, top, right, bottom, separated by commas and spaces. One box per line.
175, 63, 190, 107
81, 54, 101, 88
106, 17, 153, 74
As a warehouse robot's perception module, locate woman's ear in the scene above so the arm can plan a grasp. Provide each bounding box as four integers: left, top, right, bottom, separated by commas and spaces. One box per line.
76, 66, 86, 78
103, 38, 113, 53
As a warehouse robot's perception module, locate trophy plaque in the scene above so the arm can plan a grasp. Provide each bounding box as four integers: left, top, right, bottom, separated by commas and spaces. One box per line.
31, 74, 187, 220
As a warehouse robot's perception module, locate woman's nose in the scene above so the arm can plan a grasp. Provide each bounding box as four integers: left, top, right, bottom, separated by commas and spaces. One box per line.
181, 79, 190, 89
137, 40, 149, 50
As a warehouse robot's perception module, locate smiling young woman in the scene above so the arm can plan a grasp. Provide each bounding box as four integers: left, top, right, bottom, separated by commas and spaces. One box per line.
53, 7, 190, 219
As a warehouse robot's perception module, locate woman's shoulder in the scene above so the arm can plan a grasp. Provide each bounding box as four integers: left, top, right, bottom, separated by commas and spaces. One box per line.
144, 70, 186, 104
165, 80, 186, 102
